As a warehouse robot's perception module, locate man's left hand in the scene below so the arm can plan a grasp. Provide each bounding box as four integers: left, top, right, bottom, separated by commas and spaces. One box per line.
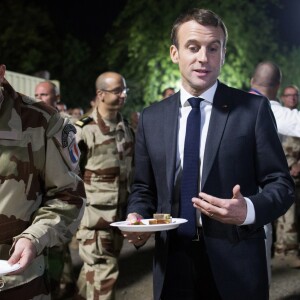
192, 184, 247, 224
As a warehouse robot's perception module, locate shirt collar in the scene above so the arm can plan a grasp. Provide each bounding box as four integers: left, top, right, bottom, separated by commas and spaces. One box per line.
180, 81, 218, 107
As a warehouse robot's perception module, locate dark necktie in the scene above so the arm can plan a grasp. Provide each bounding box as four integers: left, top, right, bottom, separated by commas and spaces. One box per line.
178, 97, 203, 240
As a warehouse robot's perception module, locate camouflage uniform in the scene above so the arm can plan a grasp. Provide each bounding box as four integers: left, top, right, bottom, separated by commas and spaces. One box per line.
0, 79, 86, 299
48, 110, 80, 299
75, 108, 134, 300
276, 135, 300, 255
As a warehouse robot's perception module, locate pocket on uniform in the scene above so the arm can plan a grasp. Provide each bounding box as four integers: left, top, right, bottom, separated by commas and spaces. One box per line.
76, 229, 103, 265
76, 228, 96, 245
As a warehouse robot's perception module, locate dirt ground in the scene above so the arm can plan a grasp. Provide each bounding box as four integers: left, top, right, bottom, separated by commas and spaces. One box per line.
116, 236, 154, 300
70, 235, 300, 300
115, 235, 300, 300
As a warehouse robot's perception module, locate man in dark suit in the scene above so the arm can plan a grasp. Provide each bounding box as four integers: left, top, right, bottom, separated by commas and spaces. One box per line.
122, 8, 295, 300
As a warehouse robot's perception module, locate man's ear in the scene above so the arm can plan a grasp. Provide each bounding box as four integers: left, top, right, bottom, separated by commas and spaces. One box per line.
170, 45, 179, 64
96, 90, 105, 103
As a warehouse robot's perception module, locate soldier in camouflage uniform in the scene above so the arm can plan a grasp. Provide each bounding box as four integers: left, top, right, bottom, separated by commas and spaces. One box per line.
276, 85, 300, 259
75, 71, 134, 300
35, 81, 79, 299
0, 63, 86, 299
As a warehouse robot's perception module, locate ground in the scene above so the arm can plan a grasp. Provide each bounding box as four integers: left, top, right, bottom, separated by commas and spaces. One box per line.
70, 235, 300, 300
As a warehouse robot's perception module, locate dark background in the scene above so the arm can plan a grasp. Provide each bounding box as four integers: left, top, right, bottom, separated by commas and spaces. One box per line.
46, 0, 128, 47
45, 0, 300, 47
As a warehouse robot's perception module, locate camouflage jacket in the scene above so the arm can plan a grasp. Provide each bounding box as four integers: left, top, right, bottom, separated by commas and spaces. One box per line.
282, 135, 300, 185
75, 108, 134, 230
0, 79, 86, 291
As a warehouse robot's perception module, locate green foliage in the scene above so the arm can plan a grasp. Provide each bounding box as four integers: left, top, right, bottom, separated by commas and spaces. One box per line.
0, 0, 59, 73
102, 0, 192, 113
278, 47, 300, 88
0, 0, 97, 109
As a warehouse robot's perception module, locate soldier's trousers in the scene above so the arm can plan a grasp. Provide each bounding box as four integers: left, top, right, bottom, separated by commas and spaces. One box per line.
275, 202, 298, 254
77, 227, 123, 300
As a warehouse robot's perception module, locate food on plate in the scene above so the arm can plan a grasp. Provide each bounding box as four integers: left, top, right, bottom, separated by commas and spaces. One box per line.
150, 213, 172, 224
128, 214, 172, 225
128, 217, 145, 225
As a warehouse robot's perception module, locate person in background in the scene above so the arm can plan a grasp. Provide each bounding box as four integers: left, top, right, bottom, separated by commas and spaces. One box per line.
35, 80, 60, 107
249, 61, 283, 283
89, 96, 97, 110
129, 111, 140, 133
281, 85, 299, 109
71, 107, 84, 121
250, 62, 300, 278
250, 62, 300, 137
35, 83, 77, 127
34, 81, 79, 299
75, 71, 134, 300
0, 63, 85, 299
123, 9, 294, 300
276, 84, 300, 264
162, 87, 175, 99
56, 102, 68, 113
83, 96, 97, 116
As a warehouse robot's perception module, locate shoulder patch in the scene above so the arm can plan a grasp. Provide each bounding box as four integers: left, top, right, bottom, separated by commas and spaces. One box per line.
75, 116, 93, 128
62, 124, 77, 148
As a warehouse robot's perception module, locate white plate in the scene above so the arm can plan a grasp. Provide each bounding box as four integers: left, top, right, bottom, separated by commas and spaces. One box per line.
110, 218, 188, 232
0, 260, 21, 276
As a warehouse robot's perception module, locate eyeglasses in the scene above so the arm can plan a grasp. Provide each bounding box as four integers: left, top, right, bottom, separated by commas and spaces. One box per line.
283, 94, 299, 97
101, 87, 129, 96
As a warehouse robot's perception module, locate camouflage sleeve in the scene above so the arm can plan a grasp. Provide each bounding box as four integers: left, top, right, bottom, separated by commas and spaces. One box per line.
14, 115, 86, 255
282, 137, 298, 168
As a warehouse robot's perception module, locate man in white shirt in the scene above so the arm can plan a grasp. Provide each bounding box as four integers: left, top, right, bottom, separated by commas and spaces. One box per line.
250, 61, 300, 138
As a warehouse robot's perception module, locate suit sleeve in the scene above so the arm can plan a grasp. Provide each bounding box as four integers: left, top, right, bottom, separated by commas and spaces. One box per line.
126, 109, 157, 218
249, 98, 295, 227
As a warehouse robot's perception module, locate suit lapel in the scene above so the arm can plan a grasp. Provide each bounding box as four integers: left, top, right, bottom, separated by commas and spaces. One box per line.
164, 93, 180, 195
201, 83, 231, 189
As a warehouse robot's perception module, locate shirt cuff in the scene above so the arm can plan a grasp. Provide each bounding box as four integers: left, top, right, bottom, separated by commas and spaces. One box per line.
241, 197, 255, 225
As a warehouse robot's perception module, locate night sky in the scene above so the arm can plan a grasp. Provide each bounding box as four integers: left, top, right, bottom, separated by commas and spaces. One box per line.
47, 0, 127, 47
271, 0, 300, 47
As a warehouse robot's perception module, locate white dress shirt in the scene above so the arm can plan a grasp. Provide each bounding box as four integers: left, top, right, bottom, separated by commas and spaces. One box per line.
270, 100, 300, 138
177, 81, 255, 226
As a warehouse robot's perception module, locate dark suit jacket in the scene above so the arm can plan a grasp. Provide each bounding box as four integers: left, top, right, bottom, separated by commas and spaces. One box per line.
127, 82, 295, 300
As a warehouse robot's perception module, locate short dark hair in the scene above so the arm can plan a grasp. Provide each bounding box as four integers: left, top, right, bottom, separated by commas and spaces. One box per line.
171, 8, 228, 49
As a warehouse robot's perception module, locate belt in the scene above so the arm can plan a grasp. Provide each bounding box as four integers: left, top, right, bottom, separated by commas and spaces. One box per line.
192, 227, 203, 242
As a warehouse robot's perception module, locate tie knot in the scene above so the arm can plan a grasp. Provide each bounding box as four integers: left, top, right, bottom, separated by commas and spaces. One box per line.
188, 97, 203, 108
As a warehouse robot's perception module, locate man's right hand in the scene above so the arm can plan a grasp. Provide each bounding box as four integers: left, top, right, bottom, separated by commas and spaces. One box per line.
8, 237, 37, 274
122, 213, 152, 246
